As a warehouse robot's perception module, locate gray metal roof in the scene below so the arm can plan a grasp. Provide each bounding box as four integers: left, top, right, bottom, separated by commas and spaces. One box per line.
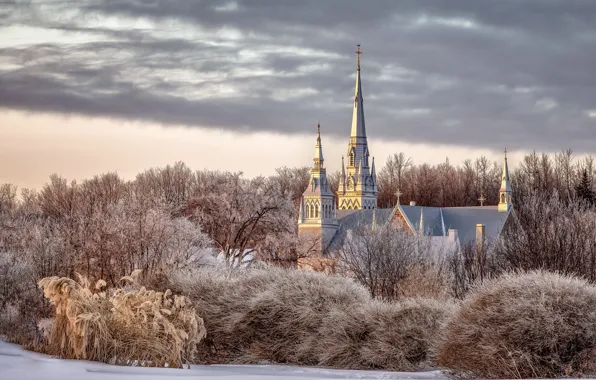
399, 206, 444, 236
328, 208, 394, 251
441, 206, 509, 246
328, 205, 510, 250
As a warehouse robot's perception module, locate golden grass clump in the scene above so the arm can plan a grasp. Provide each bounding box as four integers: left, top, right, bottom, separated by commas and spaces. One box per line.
436, 270, 596, 378
38, 270, 206, 368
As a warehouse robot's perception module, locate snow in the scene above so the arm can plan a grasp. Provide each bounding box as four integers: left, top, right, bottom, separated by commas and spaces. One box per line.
0, 340, 446, 380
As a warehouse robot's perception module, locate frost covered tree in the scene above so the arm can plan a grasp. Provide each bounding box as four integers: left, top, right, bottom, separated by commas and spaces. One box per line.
575, 169, 595, 205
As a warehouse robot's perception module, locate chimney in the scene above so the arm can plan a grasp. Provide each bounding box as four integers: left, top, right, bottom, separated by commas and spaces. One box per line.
476, 224, 485, 251
448, 229, 458, 243
410, 201, 416, 206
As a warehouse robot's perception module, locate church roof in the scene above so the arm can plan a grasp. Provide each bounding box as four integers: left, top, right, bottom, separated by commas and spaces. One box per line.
399, 205, 510, 246
399, 206, 443, 235
329, 205, 511, 251
328, 208, 393, 250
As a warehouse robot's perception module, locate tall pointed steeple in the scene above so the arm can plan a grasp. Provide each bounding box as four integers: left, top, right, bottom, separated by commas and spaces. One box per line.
498, 148, 513, 212
351, 44, 366, 140
298, 124, 338, 253
338, 44, 378, 210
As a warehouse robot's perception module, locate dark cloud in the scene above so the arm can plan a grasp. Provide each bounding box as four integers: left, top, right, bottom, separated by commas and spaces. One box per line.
1, 0, 596, 152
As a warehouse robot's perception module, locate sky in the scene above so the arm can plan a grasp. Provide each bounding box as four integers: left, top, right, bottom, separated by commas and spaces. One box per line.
1, 0, 596, 189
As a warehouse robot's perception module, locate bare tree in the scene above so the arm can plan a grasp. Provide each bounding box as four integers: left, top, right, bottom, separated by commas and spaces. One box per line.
337, 223, 433, 300
495, 192, 596, 282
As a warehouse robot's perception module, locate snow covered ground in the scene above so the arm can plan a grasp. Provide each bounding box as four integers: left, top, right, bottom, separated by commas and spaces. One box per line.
0, 340, 446, 380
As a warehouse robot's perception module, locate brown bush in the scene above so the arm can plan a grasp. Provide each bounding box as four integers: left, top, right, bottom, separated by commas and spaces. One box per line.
316, 298, 456, 371
436, 271, 596, 378
38, 271, 206, 368
164, 267, 455, 370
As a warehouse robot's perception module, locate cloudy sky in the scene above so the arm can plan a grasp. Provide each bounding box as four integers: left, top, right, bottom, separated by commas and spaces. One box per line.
2, 0, 596, 188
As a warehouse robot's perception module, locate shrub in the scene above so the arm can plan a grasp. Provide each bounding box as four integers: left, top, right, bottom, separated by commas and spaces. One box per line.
163, 267, 455, 370
436, 271, 596, 378
316, 297, 455, 371
38, 271, 206, 368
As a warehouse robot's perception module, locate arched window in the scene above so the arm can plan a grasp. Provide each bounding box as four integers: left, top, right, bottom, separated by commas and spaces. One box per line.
306, 203, 310, 218
500, 193, 505, 203
315, 204, 319, 218
349, 148, 355, 167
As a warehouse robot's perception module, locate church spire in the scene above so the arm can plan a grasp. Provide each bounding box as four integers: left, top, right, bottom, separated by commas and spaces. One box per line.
351, 45, 366, 139
498, 148, 513, 212
313, 123, 324, 169
338, 44, 377, 211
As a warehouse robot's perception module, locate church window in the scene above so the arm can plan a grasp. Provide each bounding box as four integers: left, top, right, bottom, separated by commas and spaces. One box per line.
315, 204, 319, 218
500, 193, 505, 203
349, 149, 355, 167
306, 204, 310, 219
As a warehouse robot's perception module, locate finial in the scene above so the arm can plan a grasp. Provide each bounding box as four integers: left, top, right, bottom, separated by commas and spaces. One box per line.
356, 44, 362, 70
317, 123, 320, 135
504, 147, 508, 158
395, 189, 402, 205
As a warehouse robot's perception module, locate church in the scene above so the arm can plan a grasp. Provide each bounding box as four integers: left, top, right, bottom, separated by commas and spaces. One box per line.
297, 45, 513, 254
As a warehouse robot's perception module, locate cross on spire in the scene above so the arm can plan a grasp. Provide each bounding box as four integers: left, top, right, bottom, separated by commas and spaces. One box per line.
395, 189, 402, 205
356, 44, 362, 70
478, 194, 486, 207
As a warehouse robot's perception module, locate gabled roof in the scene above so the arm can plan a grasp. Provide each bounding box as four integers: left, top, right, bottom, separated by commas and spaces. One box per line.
328, 208, 394, 250
399, 205, 443, 236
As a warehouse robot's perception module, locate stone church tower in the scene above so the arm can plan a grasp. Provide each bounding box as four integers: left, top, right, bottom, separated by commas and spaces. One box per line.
337, 45, 378, 210
298, 124, 339, 251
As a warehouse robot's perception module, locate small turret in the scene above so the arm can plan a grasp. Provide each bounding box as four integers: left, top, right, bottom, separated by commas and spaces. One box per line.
313, 123, 324, 169
498, 148, 513, 212
298, 124, 339, 253
339, 156, 346, 195
371, 156, 377, 193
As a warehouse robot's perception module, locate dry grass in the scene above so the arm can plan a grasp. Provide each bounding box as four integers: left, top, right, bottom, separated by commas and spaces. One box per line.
38, 271, 206, 368
156, 267, 455, 370
436, 270, 596, 378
